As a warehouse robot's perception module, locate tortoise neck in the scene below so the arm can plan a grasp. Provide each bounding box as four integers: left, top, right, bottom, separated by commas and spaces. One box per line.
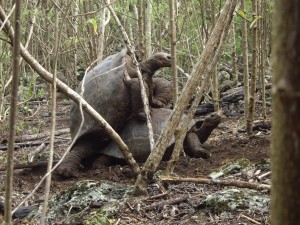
195, 123, 216, 144
140, 58, 161, 76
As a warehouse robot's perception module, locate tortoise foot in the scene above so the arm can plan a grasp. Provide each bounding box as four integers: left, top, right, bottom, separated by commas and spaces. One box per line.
151, 99, 166, 108
193, 149, 211, 159
92, 155, 114, 169
56, 163, 79, 178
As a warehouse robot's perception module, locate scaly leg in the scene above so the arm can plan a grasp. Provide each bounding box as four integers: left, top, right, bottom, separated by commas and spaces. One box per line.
185, 132, 211, 159
56, 138, 95, 178
152, 78, 173, 108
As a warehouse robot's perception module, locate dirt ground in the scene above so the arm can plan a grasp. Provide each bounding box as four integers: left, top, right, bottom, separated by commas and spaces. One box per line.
0, 93, 271, 224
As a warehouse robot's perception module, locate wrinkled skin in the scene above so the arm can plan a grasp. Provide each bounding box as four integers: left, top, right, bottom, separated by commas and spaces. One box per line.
93, 109, 222, 168
125, 52, 172, 118
126, 77, 173, 119
152, 78, 173, 108
57, 50, 172, 178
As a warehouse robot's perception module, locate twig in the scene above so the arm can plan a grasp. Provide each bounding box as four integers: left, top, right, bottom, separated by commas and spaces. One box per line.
126, 202, 134, 211
142, 191, 170, 201
143, 195, 189, 211
0, 139, 65, 151
159, 176, 271, 191
240, 213, 261, 224
0, 128, 69, 144
114, 218, 121, 225
0, 160, 59, 171
257, 171, 271, 180
28, 143, 47, 162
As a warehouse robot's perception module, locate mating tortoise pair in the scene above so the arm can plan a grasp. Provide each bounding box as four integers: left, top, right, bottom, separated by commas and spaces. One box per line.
57, 49, 221, 178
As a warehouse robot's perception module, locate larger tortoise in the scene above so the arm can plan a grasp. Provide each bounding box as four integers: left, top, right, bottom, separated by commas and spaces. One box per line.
92, 108, 222, 166
57, 49, 172, 178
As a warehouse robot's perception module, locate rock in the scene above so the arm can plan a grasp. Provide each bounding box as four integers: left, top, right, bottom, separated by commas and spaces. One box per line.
197, 188, 270, 214
27, 180, 131, 224
208, 159, 254, 180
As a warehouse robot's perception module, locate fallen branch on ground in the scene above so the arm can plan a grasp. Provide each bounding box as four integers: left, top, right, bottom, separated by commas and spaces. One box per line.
239, 214, 261, 224
159, 176, 271, 191
143, 195, 189, 211
0, 128, 69, 144
0, 139, 65, 151
0, 160, 59, 171
28, 143, 48, 162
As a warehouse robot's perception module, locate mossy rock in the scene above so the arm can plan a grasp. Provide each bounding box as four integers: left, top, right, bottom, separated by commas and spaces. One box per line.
27, 180, 131, 224
209, 158, 254, 179
197, 188, 269, 214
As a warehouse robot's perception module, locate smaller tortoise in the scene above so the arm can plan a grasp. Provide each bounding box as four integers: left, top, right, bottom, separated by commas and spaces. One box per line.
125, 53, 172, 117
93, 108, 221, 166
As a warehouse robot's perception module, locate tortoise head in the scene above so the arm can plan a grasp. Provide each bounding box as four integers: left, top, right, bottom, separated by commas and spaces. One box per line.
140, 52, 171, 75
151, 52, 172, 67
192, 112, 222, 144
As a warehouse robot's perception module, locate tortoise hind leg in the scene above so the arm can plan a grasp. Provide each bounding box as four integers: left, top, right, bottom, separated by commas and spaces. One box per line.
184, 132, 211, 159
56, 138, 95, 178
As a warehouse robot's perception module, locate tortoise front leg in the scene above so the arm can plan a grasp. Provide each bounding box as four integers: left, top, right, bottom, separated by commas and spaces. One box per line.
151, 78, 173, 108
196, 112, 221, 143
56, 139, 94, 178
127, 78, 150, 121
184, 131, 211, 159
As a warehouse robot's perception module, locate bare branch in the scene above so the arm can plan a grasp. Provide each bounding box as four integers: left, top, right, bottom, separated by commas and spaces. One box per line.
160, 176, 271, 191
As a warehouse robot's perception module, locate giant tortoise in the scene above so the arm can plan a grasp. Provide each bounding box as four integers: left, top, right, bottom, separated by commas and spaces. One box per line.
91, 108, 222, 167
57, 49, 172, 178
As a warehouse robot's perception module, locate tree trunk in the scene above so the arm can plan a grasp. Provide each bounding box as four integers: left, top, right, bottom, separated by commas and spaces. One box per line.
97, 0, 110, 62
137, 1, 145, 59
271, 1, 300, 224
260, 0, 267, 119
4, 0, 21, 223
166, 14, 231, 174
169, 0, 178, 104
144, 0, 152, 58
246, 0, 258, 135
231, 22, 238, 85
241, 0, 250, 127
134, 0, 237, 194
210, 1, 220, 111
41, 2, 61, 222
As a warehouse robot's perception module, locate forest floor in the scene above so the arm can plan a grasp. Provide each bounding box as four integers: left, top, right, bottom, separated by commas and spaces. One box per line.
0, 93, 271, 225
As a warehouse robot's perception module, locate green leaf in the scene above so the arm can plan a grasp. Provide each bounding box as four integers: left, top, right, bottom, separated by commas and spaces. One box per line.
250, 15, 261, 28
237, 9, 246, 17
88, 18, 98, 35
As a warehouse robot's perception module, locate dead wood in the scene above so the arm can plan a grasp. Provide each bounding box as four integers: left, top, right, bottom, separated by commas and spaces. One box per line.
142, 191, 170, 201
239, 214, 261, 225
0, 139, 65, 151
0, 160, 59, 171
220, 86, 244, 103
159, 176, 271, 191
195, 103, 215, 116
28, 143, 48, 162
196, 84, 272, 116
0, 128, 69, 144
143, 195, 189, 211
253, 119, 271, 131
